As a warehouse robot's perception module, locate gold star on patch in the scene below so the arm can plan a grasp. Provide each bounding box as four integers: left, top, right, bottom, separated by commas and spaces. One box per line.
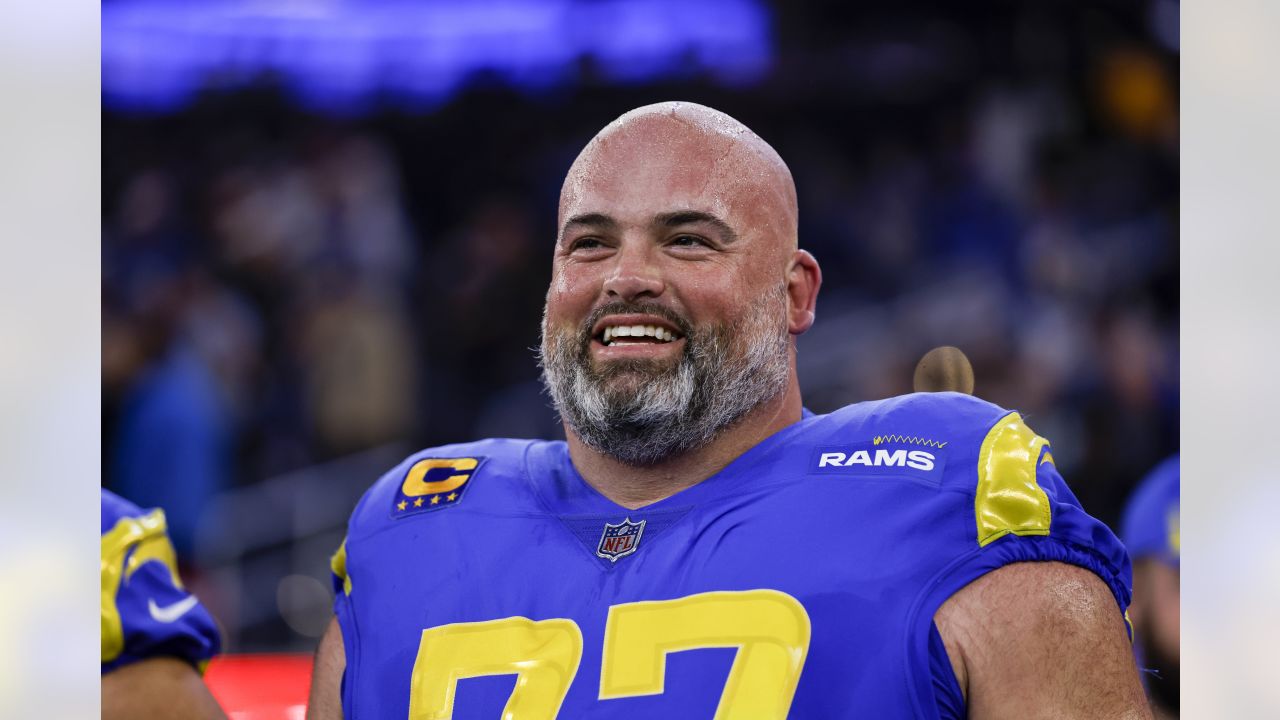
446, 492, 458, 502
430, 495, 440, 505
396, 500, 407, 511
413, 498, 424, 507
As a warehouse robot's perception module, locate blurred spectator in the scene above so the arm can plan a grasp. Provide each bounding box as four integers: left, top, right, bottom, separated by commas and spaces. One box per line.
110, 300, 231, 560
297, 275, 418, 456
420, 197, 548, 441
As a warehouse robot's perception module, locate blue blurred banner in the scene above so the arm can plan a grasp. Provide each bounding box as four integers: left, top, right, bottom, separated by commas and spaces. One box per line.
102, 0, 772, 112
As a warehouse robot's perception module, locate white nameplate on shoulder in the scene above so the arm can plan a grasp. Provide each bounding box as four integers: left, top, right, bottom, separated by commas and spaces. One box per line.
809, 437, 948, 486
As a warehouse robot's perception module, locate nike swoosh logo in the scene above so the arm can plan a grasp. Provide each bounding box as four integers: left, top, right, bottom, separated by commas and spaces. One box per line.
148, 595, 199, 623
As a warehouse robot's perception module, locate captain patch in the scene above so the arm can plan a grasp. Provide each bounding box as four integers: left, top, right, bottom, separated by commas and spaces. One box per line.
391, 457, 483, 518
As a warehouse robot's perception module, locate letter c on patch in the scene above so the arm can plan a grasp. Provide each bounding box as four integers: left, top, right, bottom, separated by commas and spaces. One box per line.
401, 458, 479, 497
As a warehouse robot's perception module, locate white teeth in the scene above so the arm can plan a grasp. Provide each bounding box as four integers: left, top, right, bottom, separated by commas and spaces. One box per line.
600, 323, 681, 345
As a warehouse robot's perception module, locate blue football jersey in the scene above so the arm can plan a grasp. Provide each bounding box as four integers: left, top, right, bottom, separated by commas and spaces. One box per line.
331, 392, 1131, 718
101, 489, 221, 674
1120, 454, 1179, 568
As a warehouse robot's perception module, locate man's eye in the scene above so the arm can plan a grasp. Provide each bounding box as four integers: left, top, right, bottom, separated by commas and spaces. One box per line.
570, 237, 605, 251
670, 235, 708, 247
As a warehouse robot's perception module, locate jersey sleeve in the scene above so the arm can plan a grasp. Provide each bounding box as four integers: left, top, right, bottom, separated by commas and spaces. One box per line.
328, 449, 418, 633
329, 534, 360, 712
101, 491, 221, 674
327, 447, 445, 714
926, 409, 1133, 622
903, 405, 1134, 717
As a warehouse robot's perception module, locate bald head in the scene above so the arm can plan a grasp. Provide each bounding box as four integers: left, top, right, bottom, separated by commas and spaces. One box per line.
542, 102, 822, 468
559, 102, 799, 254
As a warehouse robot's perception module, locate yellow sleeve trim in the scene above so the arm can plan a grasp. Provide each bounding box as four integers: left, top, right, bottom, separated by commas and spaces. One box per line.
101, 508, 174, 663
974, 412, 1053, 547
331, 539, 353, 596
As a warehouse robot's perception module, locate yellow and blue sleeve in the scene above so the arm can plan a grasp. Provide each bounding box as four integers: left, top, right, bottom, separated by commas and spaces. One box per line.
967, 412, 1132, 605
101, 490, 221, 674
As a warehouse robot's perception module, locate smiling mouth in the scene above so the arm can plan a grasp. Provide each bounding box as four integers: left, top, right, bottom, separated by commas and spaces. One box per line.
596, 323, 683, 347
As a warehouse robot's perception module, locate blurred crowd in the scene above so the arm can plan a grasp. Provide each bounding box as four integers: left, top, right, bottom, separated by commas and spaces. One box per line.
102, 1, 1177, 572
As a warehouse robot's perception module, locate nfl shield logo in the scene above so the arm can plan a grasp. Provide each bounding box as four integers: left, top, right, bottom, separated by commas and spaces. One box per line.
596, 517, 646, 562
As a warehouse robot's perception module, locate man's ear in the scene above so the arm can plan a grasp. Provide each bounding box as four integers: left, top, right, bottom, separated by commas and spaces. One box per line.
786, 249, 821, 335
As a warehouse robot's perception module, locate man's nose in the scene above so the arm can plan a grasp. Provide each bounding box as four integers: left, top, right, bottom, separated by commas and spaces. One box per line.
603, 243, 664, 301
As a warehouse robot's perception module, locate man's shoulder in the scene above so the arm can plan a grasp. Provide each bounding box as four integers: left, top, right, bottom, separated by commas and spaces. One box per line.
817, 395, 1136, 628
820, 391, 1012, 439
347, 437, 547, 534
795, 393, 1120, 558
796, 392, 1017, 488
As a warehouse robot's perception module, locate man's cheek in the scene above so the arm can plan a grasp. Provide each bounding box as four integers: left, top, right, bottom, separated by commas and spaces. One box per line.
552, 319, 586, 348
548, 265, 600, 304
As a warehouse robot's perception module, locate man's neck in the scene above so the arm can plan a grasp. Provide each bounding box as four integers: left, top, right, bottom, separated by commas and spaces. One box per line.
564, 376, 804, 509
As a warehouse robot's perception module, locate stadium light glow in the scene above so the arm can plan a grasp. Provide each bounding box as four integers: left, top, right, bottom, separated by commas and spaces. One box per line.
101, 0, 773, 112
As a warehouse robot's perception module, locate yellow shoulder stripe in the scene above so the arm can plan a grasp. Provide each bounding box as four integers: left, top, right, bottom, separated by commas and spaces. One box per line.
974, 412, 1053, 547
331, 539, 352, 596
101, 508, 178, 663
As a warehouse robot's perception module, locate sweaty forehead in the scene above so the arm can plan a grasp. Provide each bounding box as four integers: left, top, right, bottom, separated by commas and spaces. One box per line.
559, 103, 797, 243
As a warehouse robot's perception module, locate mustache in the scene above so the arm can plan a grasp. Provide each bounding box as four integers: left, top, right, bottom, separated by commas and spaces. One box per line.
576, 301, 695, 347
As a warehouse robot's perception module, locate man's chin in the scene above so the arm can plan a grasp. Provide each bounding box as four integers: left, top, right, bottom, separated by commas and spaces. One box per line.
592, 370, 664, 399
588, 355, 679, 379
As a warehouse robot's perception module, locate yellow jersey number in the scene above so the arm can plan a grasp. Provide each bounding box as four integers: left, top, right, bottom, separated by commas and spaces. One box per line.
408, 589, 811, 720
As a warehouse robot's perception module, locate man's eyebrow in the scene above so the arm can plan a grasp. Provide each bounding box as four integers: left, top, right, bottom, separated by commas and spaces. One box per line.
654, 210, 739, 243
560, 212, 618, 238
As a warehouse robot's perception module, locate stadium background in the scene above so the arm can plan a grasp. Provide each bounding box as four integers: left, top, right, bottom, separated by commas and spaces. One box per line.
101, 0, 1178, 659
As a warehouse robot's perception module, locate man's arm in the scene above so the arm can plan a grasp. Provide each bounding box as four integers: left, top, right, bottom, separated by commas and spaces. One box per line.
102, 657, 227, 720
307, 617, 346, 720
934, 561, 1152, 719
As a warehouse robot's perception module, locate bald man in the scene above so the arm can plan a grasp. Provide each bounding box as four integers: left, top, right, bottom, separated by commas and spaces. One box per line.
308, 103, 1149, 719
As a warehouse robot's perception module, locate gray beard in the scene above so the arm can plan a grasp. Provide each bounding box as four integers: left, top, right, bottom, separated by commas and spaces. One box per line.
539, 289, 792, 466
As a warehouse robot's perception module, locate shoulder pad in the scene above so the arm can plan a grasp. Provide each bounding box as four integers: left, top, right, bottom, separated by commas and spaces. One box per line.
820, 392, 1011, 464
971, 410, 1056, 547
863, 391, 1010, 440
335, 438, 539, 598
347, 438, 537, 533
822, 393, 1060, 546
868, 395, 1061, 547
